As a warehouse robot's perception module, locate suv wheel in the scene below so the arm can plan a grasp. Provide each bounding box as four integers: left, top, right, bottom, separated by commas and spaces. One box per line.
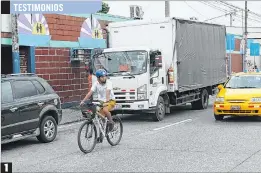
37, 116, 57, 143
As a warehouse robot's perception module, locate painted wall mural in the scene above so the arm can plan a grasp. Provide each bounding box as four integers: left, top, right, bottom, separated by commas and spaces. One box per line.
18, 14, 51, 46
18, 14, 50, 35
79, 16, 106, 48
16, 14, 106, 48
80, 16, 103, 39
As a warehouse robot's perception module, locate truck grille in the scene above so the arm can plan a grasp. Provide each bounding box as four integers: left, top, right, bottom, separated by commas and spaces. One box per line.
114, 91, 136, 101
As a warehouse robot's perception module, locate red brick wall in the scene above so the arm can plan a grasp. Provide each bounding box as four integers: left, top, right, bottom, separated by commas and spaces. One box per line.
231, 54, 243, 73
44, 14, 85, 42
43, 14, 110, 41
235, 38, 241, 52
35, 47, 89, 103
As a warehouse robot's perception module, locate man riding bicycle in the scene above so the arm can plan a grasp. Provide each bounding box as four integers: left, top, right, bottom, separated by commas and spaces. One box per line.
80, 69, 116, 131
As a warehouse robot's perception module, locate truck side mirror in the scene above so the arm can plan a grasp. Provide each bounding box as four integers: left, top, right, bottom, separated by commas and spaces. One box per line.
155, 55, 162, 68
150, 78, 153, 84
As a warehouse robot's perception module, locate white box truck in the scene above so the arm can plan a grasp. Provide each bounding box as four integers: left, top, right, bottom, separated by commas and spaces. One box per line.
90, 18, 227, 121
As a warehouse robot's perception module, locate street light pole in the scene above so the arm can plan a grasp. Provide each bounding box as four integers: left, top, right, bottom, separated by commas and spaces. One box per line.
243, 1, 248, 71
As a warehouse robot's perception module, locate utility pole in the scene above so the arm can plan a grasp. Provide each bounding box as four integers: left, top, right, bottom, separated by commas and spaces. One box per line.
165, 1, 170, 17
11, 14, 20, 73
243, 1, 248, 71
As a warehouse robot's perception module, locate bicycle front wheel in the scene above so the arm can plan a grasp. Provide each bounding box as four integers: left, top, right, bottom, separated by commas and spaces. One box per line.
77, 120, 97, 153
106, 116, 123, 146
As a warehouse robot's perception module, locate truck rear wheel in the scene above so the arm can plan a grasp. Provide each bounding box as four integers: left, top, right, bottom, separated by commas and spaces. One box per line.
152, 96, 165, 121
191, 89, 209, 110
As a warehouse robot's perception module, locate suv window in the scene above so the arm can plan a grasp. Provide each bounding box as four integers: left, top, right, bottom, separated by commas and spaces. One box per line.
1, 81, 14, 104
32, 80, 45, 94
13, 80, 38, 99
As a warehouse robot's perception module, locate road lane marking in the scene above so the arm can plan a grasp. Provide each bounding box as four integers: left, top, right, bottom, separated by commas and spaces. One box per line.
153, 119, 193, 131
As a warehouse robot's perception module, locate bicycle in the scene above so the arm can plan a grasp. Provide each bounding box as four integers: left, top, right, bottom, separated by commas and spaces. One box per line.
77, 100, 123, 154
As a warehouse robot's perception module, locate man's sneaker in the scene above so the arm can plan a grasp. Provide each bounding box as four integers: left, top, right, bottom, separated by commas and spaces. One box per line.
97, 137, 103, 143
107, 121, 115, 132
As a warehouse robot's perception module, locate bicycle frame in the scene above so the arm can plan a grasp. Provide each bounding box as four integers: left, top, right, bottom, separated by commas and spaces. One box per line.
93, 115, 107, 138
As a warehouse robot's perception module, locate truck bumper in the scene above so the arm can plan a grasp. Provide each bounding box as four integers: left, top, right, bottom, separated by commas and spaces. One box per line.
115, 100, 150, 110
111, 100, 156, 114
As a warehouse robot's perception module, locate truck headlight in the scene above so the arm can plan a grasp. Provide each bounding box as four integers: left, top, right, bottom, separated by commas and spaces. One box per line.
137, 84, 147, 100
137, 93, 146, 100
250, 97, 261, 103
215, 97, 224, 103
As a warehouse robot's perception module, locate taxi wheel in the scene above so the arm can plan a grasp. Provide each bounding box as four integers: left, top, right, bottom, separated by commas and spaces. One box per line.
214, 114, 224, 121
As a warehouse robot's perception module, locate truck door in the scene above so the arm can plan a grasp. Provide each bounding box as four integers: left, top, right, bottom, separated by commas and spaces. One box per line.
149, 51, 164, 103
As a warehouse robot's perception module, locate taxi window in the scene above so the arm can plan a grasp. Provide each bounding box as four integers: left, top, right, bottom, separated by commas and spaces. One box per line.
225, 75, 261, 88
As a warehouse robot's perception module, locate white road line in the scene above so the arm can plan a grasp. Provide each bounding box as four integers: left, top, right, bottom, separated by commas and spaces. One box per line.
58, 121, 83, 130
153, 119, 193, 131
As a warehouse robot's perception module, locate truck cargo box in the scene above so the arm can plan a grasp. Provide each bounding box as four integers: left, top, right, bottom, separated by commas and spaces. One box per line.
107, 18, 227, 92
175, 19, 227, 92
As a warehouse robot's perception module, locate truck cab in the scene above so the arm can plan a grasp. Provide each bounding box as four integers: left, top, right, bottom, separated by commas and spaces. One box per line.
91, 47, 169, 121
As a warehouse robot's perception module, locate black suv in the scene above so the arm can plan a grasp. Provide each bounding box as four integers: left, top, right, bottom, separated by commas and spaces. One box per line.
1, 73, 62, 144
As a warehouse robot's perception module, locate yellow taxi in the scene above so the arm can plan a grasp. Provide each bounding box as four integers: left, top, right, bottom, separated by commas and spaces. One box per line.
214, 71, 261, 120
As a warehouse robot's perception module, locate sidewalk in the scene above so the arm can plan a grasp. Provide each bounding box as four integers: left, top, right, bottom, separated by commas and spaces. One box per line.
60, 107, 84, 125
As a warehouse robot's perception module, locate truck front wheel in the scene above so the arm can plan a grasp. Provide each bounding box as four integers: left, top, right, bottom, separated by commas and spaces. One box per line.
152, 96, 165, 121
191, 89, 209, 110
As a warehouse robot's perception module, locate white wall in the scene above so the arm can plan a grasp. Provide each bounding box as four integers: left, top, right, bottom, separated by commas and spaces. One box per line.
1, 14, 11, 32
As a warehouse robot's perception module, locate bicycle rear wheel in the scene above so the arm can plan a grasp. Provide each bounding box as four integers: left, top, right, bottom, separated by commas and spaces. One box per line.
77, 120, 97, 153
106, 116, 123, 146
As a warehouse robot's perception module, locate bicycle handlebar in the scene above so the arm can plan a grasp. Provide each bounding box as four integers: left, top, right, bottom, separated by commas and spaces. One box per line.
81, 100, 104, 108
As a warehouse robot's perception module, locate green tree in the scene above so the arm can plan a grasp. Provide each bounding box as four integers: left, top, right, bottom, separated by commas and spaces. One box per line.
98, 2, 110, 14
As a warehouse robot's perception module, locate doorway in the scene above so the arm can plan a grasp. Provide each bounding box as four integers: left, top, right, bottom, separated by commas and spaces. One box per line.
1, 45, 13, 74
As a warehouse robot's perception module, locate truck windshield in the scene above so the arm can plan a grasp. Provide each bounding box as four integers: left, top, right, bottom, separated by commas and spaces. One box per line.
225, 75, 261, 89
93, 50, 147, 76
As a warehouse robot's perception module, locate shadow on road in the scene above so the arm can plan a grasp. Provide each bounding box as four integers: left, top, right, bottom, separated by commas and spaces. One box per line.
1, 138, 40, 152
119, 104, 204, 122
222, 116, 261, 123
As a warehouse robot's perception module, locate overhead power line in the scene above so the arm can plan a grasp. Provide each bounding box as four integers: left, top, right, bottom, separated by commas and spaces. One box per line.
219, 1, 261, 19
184, 1, 206, 19
200, 1, 228, 13
200, 1, 260, 26
204, 12, 234, 22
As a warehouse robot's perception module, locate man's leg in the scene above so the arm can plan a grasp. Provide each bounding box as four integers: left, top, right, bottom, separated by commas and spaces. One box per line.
100, 107, 114, 131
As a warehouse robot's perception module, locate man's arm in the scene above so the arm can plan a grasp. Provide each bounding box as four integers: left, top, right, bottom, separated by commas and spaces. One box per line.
82, 90, 93, 102
80, 83, 96, 105
105, 81, 113, 102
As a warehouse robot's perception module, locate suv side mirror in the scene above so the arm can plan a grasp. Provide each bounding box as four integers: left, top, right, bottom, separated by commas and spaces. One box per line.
155, 55, 162, 68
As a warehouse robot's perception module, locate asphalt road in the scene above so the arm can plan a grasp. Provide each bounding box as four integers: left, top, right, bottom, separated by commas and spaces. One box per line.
2, 97, 261, 172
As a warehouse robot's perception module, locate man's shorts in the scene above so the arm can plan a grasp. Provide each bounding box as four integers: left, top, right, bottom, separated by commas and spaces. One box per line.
104, 100, 116, 111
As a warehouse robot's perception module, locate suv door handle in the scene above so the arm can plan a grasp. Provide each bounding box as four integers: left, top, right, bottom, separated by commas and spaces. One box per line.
10, 107, 18, 112
38, 102, 44, 107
